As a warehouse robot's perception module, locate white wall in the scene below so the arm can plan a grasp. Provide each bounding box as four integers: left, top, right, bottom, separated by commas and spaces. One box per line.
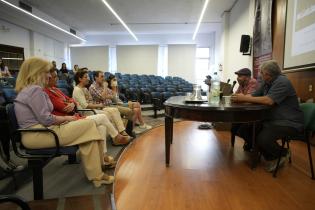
70, 46, 109, 71
220, 0, 255, 82
0, 19, 31, 58
0, 19, 69, 68
168, 45, 196, 83
117, 45, 158, 75
74, 33, 216, 47
33, 32, 65, 66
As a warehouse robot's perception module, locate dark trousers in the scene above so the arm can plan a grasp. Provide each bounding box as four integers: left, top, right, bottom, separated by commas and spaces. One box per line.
237, 122, 300, 161
232, 122, 262, 147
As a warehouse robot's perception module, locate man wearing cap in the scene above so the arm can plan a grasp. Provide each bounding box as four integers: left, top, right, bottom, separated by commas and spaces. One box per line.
231, 68, 259, 151
235, 68, 258, 95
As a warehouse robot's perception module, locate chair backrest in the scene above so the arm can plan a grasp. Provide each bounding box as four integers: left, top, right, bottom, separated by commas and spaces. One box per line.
5, 103, 19, 134
300, 103, 315, 131
2, 88, 17, 104
58, 88, 70, 97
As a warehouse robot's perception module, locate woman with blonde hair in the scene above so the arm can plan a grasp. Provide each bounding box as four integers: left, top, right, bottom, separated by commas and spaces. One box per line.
14, 57, 113, 187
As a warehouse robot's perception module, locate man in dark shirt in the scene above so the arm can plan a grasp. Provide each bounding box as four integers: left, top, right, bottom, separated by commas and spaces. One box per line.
232, 60, 304, 172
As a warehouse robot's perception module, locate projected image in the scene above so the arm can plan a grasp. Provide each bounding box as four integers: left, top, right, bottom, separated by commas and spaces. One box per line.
292, 0, 315, 56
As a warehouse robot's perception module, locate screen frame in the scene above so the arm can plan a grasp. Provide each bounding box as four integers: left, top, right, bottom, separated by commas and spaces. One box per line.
282, 0, 315, 72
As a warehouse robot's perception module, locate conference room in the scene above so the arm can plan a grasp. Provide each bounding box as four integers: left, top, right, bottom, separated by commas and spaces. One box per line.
0, 0, 315, 210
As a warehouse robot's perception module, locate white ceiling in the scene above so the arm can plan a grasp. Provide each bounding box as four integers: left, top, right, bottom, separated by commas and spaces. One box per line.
24, 0, 236, 35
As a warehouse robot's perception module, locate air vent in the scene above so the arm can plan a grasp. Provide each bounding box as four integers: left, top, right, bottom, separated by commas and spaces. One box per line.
19, 1, 32, 13
70, 28, 76, 35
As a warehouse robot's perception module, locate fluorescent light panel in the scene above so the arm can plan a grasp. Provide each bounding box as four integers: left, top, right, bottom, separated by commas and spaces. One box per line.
101, 0, 138, 41
0, 0, 86, 42
192, 0, 209, 40
2, 57, 24, 60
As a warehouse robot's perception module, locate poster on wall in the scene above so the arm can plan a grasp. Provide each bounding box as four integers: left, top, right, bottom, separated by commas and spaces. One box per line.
253, 0, 273, 79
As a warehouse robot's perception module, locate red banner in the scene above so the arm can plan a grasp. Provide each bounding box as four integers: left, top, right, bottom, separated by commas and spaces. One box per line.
253, 0, 273, 79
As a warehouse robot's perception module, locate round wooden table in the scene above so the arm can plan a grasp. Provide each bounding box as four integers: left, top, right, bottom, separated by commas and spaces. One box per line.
164, 96, 270, 166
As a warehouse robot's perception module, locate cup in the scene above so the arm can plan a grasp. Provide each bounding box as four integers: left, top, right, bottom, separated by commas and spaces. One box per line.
186, 92, 192, 100
223, 95, 231, 105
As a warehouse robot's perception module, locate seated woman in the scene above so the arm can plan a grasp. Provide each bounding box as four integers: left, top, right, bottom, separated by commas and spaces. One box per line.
44, 69, 125, 166
14, 57, 113, 187
107, 74, 151, 133
72, 70, 131, 145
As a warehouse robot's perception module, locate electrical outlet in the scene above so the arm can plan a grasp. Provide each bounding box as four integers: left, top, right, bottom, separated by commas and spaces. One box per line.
309, 85, 313, 92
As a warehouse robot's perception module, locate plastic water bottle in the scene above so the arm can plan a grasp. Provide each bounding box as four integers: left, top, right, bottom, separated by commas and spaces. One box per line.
210, 72, 220, 104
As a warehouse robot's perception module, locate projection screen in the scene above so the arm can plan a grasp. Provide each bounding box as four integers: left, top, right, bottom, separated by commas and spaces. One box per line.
284, 0, 315, 70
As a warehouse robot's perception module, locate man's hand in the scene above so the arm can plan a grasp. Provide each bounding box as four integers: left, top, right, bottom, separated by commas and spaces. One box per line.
63, 102, 75, 113
101, 90, 113, 99
231, 94, 274, 105
231, 93, 249, 103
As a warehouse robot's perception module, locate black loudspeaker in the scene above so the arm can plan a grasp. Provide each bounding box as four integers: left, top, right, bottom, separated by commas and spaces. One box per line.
240, 35, 251, 53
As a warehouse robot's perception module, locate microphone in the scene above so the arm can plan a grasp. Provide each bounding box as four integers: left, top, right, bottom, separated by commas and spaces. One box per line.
231, 81, 237, 93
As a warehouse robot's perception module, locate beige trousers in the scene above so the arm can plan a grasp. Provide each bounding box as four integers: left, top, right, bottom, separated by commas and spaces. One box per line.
86, 114, 119, 153
114, 104, 134, 120
95, 107, 125, 133
21, 119, 105, 181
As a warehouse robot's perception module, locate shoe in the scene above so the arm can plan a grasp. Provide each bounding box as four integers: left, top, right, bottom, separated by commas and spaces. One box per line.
112, 134, 131, 146
93, 174, 114, 187
243, 142, 252, 151
103, 155, 117, 169
134, 127, 144, 134
120, 130, 129, 136
139, 123, 152, 130
265, 150, 291, 172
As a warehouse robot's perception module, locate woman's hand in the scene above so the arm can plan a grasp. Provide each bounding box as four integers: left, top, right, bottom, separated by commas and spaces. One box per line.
63, 102, 75, 113
64, 115, 76, 122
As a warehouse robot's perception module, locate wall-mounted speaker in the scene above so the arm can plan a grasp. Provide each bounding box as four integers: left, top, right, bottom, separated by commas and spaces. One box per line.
240, 35, 251, 54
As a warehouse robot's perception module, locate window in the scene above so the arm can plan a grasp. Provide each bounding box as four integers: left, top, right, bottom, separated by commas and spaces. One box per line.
195, 47, 210, 90
108, 46, 117, 73
157, 45, 168, 77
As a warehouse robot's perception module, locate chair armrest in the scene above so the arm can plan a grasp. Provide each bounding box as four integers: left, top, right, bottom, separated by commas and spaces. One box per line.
77, 109, 96, 114
12, 128, 61, 159
152, 98, 162, 108
0, 195, 31, 210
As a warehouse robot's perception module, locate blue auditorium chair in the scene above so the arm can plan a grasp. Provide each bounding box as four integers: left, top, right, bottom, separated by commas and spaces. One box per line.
162, 91, 174, 102
58, 88, 70, 97
2, 88, 17, 104
150, 92, 162, 118
115, 72, 122, 79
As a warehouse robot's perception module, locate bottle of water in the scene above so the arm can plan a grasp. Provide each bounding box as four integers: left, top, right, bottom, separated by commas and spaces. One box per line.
210, 72, 220, 104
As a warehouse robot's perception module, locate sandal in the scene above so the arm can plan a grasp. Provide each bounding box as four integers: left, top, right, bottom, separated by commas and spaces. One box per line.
120, 130, 129, 136
104, 155, 117, 168
93, 173, 114, 187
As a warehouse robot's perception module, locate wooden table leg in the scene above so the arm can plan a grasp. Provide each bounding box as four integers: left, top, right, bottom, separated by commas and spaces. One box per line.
165, 115, 173, 166
251, 122, 259, 169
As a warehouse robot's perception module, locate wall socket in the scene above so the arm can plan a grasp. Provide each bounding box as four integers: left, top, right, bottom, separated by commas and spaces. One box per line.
309, 85, 313, 92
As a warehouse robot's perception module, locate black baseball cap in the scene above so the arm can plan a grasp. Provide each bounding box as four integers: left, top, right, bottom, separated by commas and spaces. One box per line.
235, 68, 251, 76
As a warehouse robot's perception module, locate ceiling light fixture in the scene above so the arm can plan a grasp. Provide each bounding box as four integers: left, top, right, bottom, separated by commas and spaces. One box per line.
192, 0, 209, 40
0, 0, 86, 42
101, 0, 138, 41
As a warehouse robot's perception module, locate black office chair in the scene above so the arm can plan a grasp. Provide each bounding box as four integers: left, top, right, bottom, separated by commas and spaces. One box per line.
6, 104, 79, 200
